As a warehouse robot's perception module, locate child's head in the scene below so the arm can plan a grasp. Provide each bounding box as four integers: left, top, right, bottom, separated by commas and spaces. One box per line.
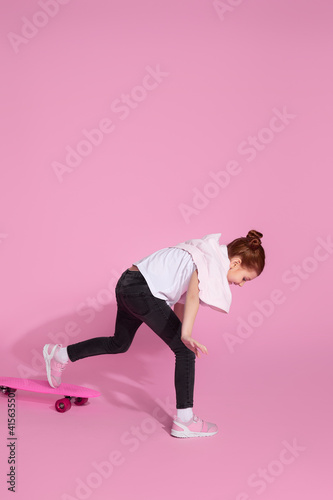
226, 230, 265, 287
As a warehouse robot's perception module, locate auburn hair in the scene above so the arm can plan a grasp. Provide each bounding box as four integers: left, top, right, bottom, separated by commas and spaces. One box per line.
227, 229, 265, 276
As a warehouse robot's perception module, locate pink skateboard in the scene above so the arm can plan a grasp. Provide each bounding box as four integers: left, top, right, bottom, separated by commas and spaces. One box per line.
0, 376, 100, 413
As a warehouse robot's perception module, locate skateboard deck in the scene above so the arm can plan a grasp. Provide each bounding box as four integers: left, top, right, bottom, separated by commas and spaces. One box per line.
0, 376, 100, 413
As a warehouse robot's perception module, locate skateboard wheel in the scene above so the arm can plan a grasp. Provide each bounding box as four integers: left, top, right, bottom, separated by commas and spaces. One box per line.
5, 388, 16, 395
55, 398, 72, 413
74, 397, 88, 406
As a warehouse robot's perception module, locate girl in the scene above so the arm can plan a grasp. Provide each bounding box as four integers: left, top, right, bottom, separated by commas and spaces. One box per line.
43, 230, 265, 438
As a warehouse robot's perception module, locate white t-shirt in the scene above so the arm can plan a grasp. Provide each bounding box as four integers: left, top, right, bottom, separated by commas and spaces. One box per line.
132, 247, 197, 307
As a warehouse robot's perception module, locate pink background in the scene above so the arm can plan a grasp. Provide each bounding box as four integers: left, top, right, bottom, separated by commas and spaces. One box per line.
1, 0, 332, 498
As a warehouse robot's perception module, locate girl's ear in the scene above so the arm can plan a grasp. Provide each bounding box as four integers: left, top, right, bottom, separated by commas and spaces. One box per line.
230, 257, 242, 268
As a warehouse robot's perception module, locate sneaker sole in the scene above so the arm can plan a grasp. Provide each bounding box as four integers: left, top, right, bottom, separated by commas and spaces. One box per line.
171, 429, 218, 438
43, 344, 57, 389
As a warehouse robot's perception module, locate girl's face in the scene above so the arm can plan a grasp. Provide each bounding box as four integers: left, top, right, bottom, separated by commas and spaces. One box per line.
227, 257, 258, 287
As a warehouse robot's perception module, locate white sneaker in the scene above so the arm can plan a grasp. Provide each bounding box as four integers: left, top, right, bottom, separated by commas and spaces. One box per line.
171, 414, 218, 438
43, 344, 68, 388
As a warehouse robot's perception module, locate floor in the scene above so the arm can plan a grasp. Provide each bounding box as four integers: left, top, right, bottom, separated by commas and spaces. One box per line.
0, 321, 331, 500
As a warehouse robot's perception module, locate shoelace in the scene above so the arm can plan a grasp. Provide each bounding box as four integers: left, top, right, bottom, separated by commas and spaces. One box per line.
54, 361, 67, 371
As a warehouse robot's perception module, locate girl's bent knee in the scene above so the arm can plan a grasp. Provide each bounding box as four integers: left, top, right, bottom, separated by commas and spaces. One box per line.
168, 337, 195, 360
175, 347, 196, 361
107, 340, 132, 354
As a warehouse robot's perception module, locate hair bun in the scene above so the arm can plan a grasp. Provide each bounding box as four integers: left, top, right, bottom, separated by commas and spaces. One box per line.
246, 230, 263, 250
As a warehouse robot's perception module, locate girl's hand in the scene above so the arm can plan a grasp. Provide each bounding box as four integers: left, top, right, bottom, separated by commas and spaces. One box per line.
181, 336, 208, 358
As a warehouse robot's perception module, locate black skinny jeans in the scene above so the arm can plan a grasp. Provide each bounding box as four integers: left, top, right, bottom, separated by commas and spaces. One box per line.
67, 269, 195, 409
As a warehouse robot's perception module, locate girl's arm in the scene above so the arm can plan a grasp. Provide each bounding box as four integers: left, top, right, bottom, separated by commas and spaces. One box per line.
174, 270, 199, 324
180, 270, 208, 358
